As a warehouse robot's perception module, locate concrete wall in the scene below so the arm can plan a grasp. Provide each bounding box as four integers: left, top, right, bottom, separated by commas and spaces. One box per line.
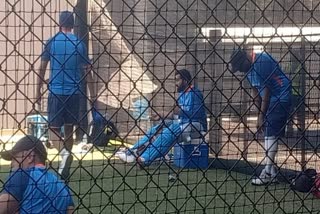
0, 0, 75, 131
0, 0, 318, 133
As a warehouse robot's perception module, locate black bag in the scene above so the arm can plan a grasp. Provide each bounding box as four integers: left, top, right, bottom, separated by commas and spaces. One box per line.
89, 110, 118, 147
290, 168, 317, 193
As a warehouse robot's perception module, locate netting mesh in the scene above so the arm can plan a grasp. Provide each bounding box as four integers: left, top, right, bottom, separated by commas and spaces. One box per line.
1, 0, 320, 213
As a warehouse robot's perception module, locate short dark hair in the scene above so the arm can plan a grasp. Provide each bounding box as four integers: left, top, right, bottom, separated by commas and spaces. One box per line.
59, 11, 74, 28
176, 69, 192, 82
229, 48, 247, 73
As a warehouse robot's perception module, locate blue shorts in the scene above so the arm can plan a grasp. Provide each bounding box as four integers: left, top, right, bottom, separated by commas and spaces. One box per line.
48, 94, 80, 127
265, 102, 290, 137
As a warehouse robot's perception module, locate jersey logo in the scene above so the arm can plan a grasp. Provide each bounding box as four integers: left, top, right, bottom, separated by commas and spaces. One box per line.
272, 74, 283, 87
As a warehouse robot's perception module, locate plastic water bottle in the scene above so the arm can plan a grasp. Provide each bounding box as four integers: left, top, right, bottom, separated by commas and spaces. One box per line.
173, 114, 180, 125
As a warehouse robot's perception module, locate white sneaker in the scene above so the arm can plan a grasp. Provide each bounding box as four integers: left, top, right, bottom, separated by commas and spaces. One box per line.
251, 172, 278, 186
117, 152, 136, 163
136, 157, 146, 168
115, 149, 127, 156
138, 157, 145, 163
77, 142, 87, 148
80, 143, 93, 153
118, 147, 128, 152
168, 174, 177, 182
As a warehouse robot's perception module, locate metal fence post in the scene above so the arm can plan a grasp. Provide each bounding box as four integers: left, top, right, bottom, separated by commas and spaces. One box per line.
241, 73, 250, 160
208, 30, 222, 157
74, 0, 88, 47
300, 36, 306, 170
74, 0, 89, 142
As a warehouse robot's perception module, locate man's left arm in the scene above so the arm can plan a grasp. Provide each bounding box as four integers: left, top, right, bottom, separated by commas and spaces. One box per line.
253, 59, 272, 132
257, 87, 270, 133
0, 193, 19, 214
85, 64, 96, 105
0, 170, 29, 214
80, 42, 96, 105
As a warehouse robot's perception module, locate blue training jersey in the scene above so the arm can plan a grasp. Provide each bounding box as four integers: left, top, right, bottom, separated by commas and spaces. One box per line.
177, 86, 207, 131
41, 32, 90, 95
1, 166, 74, 214
247, 52, 291, 103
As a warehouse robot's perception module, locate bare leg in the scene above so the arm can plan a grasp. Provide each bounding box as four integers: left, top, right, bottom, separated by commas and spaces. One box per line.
63, 124, 74, 152
48, 127, 64, 152
50, 124, 74, 181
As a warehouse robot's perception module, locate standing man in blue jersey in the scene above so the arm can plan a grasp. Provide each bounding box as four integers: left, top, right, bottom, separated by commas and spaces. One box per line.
36, 11, 95, 180
117, 69, 207, 166
230, 48, 291, 185
0, 135, 74, 213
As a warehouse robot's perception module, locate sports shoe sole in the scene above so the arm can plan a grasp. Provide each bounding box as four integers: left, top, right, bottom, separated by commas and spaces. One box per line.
251, 178, 279, 186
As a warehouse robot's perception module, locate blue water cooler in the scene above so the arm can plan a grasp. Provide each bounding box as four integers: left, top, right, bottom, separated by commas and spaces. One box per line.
173, 142, 209, 169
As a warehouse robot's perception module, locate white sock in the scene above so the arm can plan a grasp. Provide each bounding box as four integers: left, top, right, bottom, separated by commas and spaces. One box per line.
264, 136, 278, 175
58, 148, 71, 174
60, 148, 70, 157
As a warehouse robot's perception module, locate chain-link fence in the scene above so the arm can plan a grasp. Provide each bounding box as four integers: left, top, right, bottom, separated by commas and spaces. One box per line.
1, 0, 320, 213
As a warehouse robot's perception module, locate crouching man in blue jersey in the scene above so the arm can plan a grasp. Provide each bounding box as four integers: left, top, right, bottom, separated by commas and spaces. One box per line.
117, 69, 207, 166
0, 135, 74, 214
230, 48, 291, 185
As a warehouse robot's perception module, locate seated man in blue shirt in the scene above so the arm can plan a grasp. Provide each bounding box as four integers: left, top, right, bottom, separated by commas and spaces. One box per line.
0, 135, 74, 214
230, 48, 291, 185
117, 69, 207, 166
